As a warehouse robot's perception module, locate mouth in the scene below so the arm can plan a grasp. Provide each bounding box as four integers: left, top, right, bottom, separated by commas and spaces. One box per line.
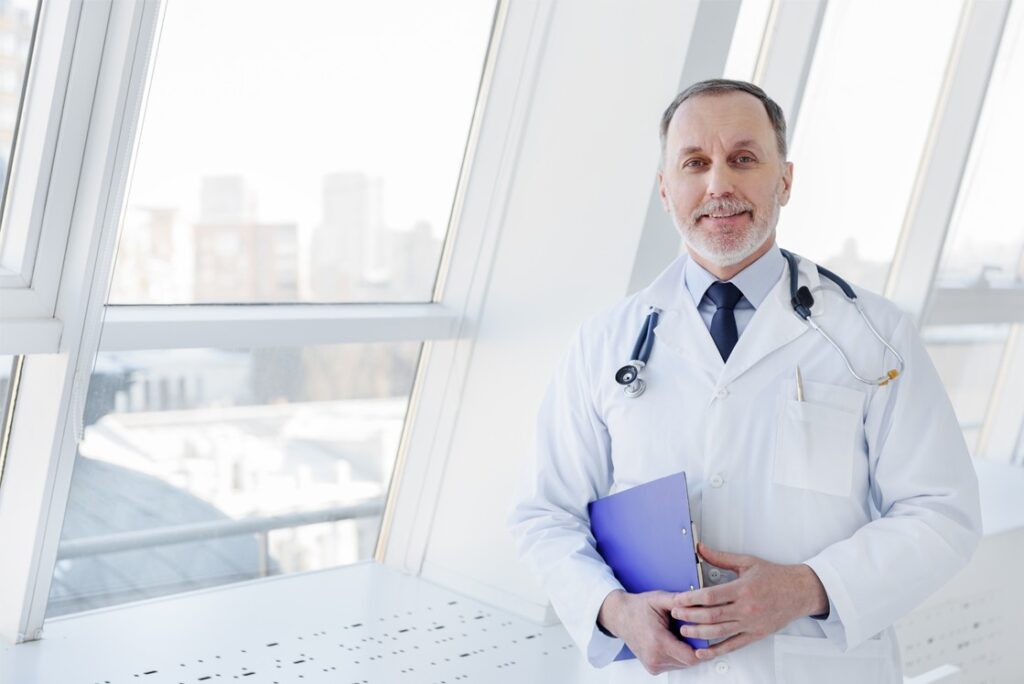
699, 210, 752, 225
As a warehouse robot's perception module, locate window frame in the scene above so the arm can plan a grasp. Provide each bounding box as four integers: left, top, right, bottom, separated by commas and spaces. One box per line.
0, 0, 182, 642
0, 0, 42, 258
0, 0, 97, 334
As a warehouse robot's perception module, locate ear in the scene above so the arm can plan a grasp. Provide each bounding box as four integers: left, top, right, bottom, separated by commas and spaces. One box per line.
657, 170, 670, 212
778, 161, 794, 206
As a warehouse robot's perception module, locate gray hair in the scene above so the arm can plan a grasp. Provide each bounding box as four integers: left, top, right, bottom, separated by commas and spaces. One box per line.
660, 79, 788, 161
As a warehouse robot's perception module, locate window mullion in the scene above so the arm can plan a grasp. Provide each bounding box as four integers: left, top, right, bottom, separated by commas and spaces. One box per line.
753, 0, 828, 134
0, 0, 162, 644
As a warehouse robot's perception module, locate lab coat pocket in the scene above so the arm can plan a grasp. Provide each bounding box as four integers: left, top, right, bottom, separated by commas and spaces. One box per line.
774, 399, 858, 497
773, 634, 898, 684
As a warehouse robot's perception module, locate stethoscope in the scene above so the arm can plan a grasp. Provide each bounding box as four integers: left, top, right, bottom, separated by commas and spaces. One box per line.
615, 249, 906, 398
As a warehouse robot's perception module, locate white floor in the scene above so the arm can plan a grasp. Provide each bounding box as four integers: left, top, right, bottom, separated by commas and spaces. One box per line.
0, 562, 606, 684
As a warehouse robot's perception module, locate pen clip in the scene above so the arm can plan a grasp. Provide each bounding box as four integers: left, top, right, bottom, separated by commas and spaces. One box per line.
795, 365, 805, 402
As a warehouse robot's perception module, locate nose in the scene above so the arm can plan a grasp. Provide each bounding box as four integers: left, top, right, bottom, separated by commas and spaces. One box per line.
705, 163, 736, 198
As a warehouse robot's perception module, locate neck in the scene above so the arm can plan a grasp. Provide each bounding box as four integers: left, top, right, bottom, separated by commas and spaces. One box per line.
687, 233, 776, 281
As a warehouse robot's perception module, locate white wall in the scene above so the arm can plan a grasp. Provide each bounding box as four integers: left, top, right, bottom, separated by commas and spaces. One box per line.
418, 0, 698, 618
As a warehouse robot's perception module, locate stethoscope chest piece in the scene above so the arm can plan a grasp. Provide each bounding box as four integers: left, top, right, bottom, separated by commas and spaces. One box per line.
623, 379, 647, 398
616, 361, 647, 397
615, 362, 642, 385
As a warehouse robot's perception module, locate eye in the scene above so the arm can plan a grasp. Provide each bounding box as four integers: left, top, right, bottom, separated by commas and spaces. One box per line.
735, 155, 757, 164
683, 158, 706, 169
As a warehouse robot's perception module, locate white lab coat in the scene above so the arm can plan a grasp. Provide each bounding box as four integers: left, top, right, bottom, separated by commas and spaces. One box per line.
509, 252, 981, 683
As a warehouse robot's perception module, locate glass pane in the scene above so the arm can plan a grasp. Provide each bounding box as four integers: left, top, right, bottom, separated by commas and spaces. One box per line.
781, 0, 962, 293
48, 342, 421, 617
108, 0, 495, 305
922, 325, 1009, 455
0, 354, 15, 483
0, 0, 39, 220
934, 1, 1024, 289
0, 353, 13, 401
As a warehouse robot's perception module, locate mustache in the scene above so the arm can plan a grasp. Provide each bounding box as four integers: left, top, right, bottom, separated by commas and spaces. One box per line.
690, 197, 754, 223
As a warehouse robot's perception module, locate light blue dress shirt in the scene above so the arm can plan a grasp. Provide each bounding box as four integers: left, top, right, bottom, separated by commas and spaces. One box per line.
684, 244, 785, 337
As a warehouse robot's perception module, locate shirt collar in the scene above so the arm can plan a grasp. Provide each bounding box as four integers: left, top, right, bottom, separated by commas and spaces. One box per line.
684, 243, 784, 309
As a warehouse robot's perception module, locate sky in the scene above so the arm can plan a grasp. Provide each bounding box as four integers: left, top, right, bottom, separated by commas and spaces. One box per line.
126, 0, 496, 239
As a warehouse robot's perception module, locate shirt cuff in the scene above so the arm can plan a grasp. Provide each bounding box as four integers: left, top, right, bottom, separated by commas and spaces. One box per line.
810, 595, 835, 620
802, 560, 848, 650
585, 585, 626, 667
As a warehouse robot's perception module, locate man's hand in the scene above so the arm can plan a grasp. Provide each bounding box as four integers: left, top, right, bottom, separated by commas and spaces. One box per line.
598, 589, 701, 674
671, 543, 829, 661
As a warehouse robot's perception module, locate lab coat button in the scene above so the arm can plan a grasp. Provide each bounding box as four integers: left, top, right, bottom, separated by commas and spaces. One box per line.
710, 474, 724, 488
715, 660, 729, 674
714, 387, 729, 399
708, 568, 721, 581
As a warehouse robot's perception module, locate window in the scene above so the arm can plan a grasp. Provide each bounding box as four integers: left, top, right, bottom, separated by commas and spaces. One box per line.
781, 0, 963, 293
107, 0, 495, 304
49, 343, 421, 616
0, 0, 39, 228
49, 0, 497, 618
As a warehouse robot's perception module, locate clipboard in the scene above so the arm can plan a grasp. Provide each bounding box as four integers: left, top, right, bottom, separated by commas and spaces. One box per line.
588, 471, 709, 660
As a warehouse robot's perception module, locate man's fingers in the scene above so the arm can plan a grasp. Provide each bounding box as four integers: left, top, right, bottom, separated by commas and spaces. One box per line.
697, 542, 752, 572
673, 583, 738, 609
671, 603, 738, 624
693, 632, 758, 661
678, 620, 741, 640
646, 590, 678, 612
655, 631, 700, 667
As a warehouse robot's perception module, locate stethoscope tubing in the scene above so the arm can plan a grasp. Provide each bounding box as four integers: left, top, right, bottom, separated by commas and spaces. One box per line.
615, 250, 906, 397
631, 308, 659, 364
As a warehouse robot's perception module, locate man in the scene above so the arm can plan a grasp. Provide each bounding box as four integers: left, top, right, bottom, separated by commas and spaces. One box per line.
508, 80, 981, 682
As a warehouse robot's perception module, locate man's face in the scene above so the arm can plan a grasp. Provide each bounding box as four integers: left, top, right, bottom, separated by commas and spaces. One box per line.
658, 91, 793, 269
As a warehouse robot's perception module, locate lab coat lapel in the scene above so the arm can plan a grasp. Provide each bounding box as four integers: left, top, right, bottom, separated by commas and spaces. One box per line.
719, 252, 823, 387
641, 256, 725, 376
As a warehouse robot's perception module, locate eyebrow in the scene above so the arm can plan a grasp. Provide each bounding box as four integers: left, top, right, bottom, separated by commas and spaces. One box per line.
677, 139, 765, 157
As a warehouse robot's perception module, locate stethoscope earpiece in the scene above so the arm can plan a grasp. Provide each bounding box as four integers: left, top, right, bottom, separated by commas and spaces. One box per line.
796, 286, 814, 310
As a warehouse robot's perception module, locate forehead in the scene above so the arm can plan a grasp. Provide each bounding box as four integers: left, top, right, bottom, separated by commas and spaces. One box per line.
667, 91, 776, 152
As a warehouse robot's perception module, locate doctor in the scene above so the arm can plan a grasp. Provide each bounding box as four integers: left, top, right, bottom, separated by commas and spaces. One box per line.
508, 79, 981, 682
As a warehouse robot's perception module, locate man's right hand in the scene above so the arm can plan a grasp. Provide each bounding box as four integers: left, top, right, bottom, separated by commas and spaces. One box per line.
597, 589, 700, 675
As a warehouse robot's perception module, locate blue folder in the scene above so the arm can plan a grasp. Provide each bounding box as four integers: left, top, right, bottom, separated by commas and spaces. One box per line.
588, 471, 709, 660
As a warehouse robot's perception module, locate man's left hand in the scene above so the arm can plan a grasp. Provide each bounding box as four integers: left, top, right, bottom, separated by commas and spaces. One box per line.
670, 543, 829, 661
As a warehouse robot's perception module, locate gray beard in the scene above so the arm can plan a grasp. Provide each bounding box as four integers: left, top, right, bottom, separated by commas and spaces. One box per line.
677, 196, 779, 268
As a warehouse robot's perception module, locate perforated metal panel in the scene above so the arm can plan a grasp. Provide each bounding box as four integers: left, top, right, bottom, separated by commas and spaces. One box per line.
90, 600, 581, 683
0, 563, 605, 684
895, 528, 1024, 683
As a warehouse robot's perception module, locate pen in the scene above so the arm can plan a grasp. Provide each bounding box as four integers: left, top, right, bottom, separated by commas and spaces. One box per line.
795, 365, 805, 402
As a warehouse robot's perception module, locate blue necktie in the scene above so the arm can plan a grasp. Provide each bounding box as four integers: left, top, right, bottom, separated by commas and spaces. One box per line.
706, 281, 743, 362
